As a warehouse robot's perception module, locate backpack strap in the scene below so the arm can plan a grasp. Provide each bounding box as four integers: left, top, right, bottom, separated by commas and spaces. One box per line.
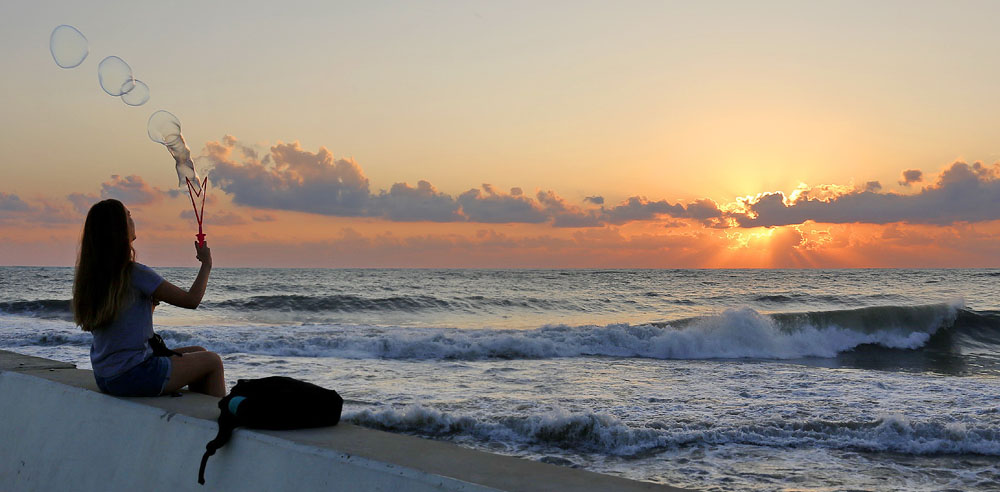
198, 399, 239, 485
149, 333, 183, 358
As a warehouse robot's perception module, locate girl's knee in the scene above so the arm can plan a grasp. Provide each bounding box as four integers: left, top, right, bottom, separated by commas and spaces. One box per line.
207, 351, 223, 369
175, 346, 207, 354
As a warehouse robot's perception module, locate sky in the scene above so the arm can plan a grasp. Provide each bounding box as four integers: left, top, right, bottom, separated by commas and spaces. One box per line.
2, 0, 1000, 268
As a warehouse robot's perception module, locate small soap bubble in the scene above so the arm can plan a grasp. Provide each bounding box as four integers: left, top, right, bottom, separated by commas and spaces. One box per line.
98, 56, 134, 96
121, 80, 150, 106
50, 25, 88, 69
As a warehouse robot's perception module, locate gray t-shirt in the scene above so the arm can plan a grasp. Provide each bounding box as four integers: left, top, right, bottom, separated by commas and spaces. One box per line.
90, 263, 165, 378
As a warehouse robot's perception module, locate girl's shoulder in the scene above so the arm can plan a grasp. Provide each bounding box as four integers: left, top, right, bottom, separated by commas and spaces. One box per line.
130, 262, 164, 293
131, 262, 156, 277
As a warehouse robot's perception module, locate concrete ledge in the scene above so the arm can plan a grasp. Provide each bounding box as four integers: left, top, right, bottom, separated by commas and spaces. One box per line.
0, 350, 689, 491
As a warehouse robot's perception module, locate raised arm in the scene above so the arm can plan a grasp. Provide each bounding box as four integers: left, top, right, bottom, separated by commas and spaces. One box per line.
153, 241, 212, 309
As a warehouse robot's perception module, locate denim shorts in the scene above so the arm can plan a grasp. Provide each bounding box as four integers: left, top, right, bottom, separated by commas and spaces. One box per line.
95, 356, 172, 397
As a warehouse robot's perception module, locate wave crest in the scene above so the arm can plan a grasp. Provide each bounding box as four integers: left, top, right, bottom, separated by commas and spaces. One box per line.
347, 406, 1000, 456
5, 302, 977, 362
0, 299, 72, 320
147, 303, 968, 361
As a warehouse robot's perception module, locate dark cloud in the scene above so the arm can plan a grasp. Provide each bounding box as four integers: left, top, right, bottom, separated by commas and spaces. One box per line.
0, 194, 79, 226
200, 136, 736, 228
206, 137, 615, 226
209, 141, 372, 216
862, 181, 882, 193
0, 192, 32, 212
535, 190, 602, 228
201, 137, 1000, 230
456, 184, 548, 223
372, 180, 462, 222
602, 197, 685, 224
252, 213, 276, 222
731, 161, 1000, 227
600, 196, 722, 225
100, 175, 163, 205
899, 169, 923, 187
204, 137, 608, 226
684, 198, 725, 221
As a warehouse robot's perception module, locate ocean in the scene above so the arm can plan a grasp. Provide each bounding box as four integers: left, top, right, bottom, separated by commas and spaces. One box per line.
2, 267, 999, 491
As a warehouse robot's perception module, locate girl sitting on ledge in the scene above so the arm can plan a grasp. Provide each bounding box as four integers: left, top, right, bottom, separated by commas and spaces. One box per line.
72, 198, 225, 397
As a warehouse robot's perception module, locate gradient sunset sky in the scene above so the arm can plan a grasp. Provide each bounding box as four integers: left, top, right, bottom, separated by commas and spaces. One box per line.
3, 0, 1000, 268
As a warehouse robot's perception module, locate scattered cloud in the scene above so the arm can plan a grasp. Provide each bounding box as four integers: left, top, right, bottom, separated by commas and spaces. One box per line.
202, 137, 602, 227
201, 137, 1000, 230
536, 190, 602, 228
67, 193, 98, 214
0, 193, 79, 227
100, 175, 164, 205
0, 193, 32, 213
209, 140, 372, 216
684, 198, 726, 221
600, 196, 723, 226
899, 169, 923, 186
729, 161, 1000, 227
373, 180, 462, 222
456, 184, 548, 223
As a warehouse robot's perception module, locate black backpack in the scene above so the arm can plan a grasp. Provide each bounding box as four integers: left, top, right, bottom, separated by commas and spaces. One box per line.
198, 376, 345, 485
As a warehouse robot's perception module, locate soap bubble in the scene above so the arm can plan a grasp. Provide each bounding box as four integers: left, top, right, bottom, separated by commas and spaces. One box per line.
50, 25, 88, 69
98, 56, 134, 96
147, 110, 181, 144
121, 80, 149, 106
54, 28, 151, 106
148, 110, 202, 194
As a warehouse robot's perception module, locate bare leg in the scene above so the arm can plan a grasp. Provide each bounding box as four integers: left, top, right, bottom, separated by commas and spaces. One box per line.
164, 351, 225, 397
174, 346, 207, 354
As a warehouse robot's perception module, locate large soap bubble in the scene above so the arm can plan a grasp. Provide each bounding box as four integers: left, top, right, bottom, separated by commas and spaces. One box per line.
148, 110, 201, 194
121, 80, 150, 106
98, 56, 134, 96
147, 109, 182, 145
50, 25, 88, 69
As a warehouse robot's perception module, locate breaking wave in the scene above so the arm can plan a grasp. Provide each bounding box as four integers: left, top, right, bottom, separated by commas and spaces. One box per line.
347, 406, 1000, 457
149, 303, 985, 362
0, 299, 72, 320
6, 302, 994, 365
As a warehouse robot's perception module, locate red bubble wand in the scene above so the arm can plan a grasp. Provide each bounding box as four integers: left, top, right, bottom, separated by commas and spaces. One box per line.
186, 176, 209, 247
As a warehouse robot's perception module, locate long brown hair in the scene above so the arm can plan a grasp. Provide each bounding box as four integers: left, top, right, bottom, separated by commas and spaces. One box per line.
72, 199, 135, 331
